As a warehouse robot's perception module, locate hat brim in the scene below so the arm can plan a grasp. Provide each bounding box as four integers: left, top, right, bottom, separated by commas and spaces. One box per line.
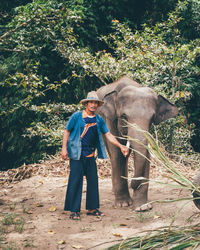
80, 99, 104, 106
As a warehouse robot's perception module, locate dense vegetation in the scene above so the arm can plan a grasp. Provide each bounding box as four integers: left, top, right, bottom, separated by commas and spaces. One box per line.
0, 0, 199, 170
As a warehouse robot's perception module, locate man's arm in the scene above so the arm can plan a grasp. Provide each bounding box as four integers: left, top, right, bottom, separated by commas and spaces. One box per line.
61, 129, 70, 160
104, 132, 129, 157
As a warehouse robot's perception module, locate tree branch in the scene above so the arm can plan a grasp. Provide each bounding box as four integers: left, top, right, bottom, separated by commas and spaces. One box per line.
0, 18, 33, 41
0, 47, 24, 53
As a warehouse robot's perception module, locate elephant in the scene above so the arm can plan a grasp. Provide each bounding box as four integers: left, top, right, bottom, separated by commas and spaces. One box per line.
96, 76, 178, 211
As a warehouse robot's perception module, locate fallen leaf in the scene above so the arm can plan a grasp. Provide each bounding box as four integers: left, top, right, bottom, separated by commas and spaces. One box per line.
154, 215, 161, 219
35, 203, 43, 207
48, 229, 56, 234
48, 205, 56, 212
57, 240, 66, 245
119, 223, 128, 226
26, 210, 33, 214
39, 180, 44, 184
113, 233, 122, 237
125, 216, 134, 220
64, 180, 67, 184
72, 245, 83, 249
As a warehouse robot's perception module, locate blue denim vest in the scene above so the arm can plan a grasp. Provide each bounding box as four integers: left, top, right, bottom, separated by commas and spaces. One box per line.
66, 111, 109, 160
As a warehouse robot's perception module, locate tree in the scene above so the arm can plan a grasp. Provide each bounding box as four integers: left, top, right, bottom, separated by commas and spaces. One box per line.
0, 0, 82, 170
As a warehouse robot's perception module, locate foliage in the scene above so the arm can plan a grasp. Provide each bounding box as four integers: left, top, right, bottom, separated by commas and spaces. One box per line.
0, 0, 83, 104
185, 79, 200, 152
177, 0, 200, 39
0, 0, 82, 170
57, 2, 199, 94
0, 101, 81, 170
24, 103, 82, 148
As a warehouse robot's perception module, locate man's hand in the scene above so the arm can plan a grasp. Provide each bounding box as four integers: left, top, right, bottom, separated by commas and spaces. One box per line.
61, 130, 70, 160
120, 145, 129, 157
61, 148, 68, 160
105, 132, 130, 157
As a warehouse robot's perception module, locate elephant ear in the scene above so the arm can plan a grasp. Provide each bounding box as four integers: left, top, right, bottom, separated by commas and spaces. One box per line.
154, 95, 178, 125
98, 91, 117, 121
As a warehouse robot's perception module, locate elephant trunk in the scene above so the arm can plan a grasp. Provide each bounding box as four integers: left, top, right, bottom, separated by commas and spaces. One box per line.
128, 128, 150, 190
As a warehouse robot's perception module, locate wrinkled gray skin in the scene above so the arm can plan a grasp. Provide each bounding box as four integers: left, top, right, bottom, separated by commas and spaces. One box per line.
96, 76, 178, 210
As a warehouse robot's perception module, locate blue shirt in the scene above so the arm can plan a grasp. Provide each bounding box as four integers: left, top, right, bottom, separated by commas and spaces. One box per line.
81, 116, 98, 157
65, 111, 109, 160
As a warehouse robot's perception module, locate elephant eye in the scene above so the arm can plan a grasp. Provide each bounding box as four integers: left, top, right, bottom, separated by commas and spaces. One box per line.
118, 114, 128, 135
120, 114, 128, 128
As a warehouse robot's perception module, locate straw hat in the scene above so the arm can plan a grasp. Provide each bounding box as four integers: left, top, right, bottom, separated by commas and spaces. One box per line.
80, 91, 104, 106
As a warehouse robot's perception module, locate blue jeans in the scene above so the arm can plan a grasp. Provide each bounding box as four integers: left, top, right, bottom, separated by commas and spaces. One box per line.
64, 156, 99, 212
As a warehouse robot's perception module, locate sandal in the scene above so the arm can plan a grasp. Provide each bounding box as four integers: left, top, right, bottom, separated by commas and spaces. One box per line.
87, 209, 104, 216
69, 212, 80, 220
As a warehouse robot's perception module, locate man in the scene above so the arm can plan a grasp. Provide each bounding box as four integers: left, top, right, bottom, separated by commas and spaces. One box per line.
61, 91, 129, 220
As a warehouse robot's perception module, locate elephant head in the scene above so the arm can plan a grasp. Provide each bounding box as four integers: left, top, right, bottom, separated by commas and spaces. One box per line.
97, 76, 178, 211
98, 76, 178, 138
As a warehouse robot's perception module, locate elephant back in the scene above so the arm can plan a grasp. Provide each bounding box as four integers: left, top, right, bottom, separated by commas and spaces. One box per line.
97, 76, 141, 100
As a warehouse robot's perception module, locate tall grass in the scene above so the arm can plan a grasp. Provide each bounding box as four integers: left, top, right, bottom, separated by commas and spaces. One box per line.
108, 224, 200, 249
127, 123, 200, 201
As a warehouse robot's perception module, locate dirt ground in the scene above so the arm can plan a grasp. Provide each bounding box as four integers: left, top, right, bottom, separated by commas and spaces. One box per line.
0, 156, 200, 250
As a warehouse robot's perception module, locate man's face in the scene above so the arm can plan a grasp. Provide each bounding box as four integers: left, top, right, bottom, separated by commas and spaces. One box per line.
86, 100, 99, 113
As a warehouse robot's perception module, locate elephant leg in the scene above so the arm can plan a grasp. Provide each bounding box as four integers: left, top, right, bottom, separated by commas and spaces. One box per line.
102, 118, 132, 207
130, 142, 152, 210
133, 160, 152, 211
106, 141, 132, 207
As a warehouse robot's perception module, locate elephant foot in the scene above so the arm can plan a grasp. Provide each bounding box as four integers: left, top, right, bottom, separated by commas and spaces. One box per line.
135, 203, 152, 212
115, 194, 133, 207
